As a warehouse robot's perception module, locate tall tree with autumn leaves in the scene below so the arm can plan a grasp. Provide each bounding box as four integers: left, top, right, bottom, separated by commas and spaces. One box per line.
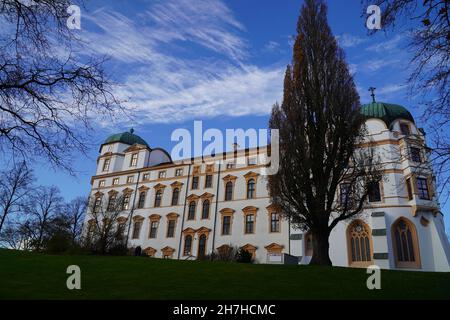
268, 0, 382, 265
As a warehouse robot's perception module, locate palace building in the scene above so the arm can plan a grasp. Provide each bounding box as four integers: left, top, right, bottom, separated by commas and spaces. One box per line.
85, 101, 450, 272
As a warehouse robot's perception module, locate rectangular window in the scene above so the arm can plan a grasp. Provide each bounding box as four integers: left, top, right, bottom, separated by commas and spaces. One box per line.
270, 213, 280, 232
126, 176, 134, 184
205, 175, 213, 188
222, 216, 231, 235
191, 176, 199, 189
158, 171, 166, 179
102, 158, 111, 171
98, 180, 105, 187
226, 162, 235, 169
132, 221, 142, 239
112, 178, 119, 185
142, 173, 150, 181
130, 153, 138, 167
122, 194, 131, 210
248, 157, 257, 166
149, 221, 158, 239
340, 183, 351, 205
410, 147, 422, 163
417, 177, 430, 200
175, 168, 183, 177
400, 123, 410, 135
245, 214, 254, 234
368, 181, 381, 202
406, 178, 413, 200
167, 220, 176, 238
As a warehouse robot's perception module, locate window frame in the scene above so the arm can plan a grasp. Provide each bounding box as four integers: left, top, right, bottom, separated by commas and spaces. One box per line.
166, 220, 176, 238
225, 181, 233, 201
201, 199, 210, 219
149, 221, 159, 239
130, 153, 138, 167
417, 177, 430, 200
270, 212, 280, 233
410, 147, 422, 163
132, 220, 142, 239
400, 122, 411, 136
205, 174, 213, 188
191, 176, 199, 190
244, 214, 255, 234
102, 158, 111, 172
137, 192, 146, 209
154, 190, 163, 207
187, 201, 196, 220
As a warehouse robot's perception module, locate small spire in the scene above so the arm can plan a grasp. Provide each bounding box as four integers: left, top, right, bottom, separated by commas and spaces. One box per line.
368, 87, 376, 103
130, 128, 134, 134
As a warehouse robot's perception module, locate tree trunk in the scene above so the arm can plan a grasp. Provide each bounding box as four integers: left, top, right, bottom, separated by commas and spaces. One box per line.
309, 228, 332, 266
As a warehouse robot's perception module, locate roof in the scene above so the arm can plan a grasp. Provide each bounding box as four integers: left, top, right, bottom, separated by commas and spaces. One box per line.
103, 129, 149, 147
360, 102, 415, 128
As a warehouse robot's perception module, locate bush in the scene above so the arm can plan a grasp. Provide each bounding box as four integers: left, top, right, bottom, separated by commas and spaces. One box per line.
108, 242, 128, 256
236, 248, 253, 263
44, 232, 72, 254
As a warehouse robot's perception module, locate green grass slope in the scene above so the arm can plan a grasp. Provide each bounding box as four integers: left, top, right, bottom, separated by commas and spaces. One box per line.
0, 249, 449, 299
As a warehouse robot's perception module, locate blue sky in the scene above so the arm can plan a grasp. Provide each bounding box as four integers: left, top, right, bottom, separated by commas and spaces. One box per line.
32, 0, 449, 228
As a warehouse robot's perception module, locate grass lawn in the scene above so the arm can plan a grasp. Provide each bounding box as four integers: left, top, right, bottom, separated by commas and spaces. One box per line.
0, 249, 449, 300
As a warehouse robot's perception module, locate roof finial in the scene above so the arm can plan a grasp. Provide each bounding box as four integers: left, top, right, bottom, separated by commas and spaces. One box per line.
368, 87, 376, 103
130, 128, 134, 134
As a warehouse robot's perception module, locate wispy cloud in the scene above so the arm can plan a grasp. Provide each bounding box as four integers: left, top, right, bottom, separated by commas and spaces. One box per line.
365, 34, 406, 53
364, 58, 401, 72
263, 41, 283, 54
76, 0, 283, 124
336, 34, 367, 48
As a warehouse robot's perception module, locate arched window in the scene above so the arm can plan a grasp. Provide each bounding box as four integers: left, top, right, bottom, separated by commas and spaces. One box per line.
201, 200, 210, 219
184, 235, 192, 256
392, 218, 421, 268
137, 192, 146, 209
347, 220, 373, 267
198, 234, 207, 258
187, 201, 196, 220
225, 182, 233, 201
171, 188, 180, 206
247, 179, 256, 199
154, 190, 162, 207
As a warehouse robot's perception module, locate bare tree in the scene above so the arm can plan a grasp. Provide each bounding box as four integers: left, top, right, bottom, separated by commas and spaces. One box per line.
20, 185, 64, 251
0, 161, 33, 233
0, 0, 125, 171
84, 193, 128, 254
0, 219, 32, 249
362, 0, 450, 200
64, 196, 87, 245
268, 0, 382, 265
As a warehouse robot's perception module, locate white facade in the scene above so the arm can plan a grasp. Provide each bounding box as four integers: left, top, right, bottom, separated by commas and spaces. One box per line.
86, 108, 450, 272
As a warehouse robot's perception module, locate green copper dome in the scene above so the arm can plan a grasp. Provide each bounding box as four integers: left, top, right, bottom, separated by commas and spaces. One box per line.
104, 129, 149, 147
360, 102, 415, 128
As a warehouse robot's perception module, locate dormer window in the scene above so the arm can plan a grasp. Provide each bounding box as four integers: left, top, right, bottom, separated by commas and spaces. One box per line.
400, 123, 410, 136
102, 158, 111, 172
130, 153, 138, 167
